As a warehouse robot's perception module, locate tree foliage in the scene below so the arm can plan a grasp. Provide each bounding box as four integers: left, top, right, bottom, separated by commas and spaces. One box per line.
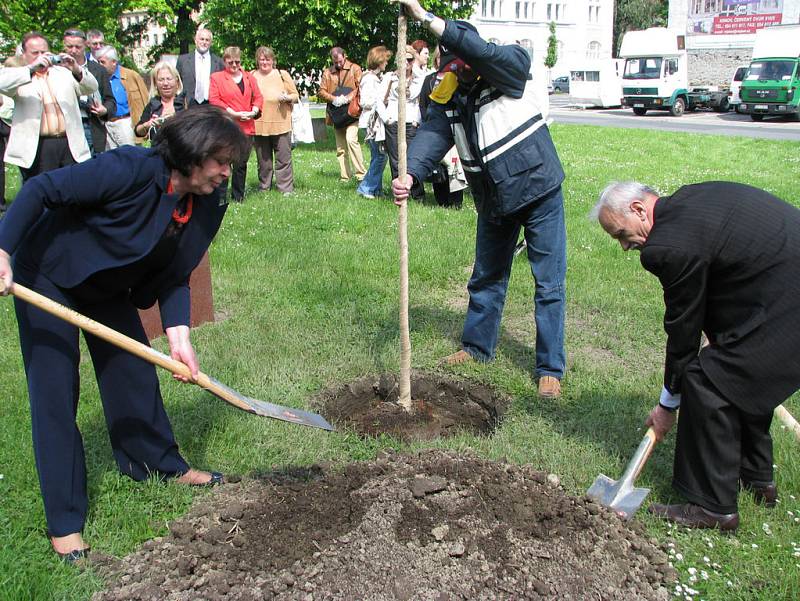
613, 0, 668, 56
201, 0, 476, 76
1, 0, 477, 76
0, 0, 131, 56
544, 21, 558, 69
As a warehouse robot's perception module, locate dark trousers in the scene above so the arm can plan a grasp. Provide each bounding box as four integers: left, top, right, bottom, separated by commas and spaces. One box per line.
673, 360, 774, 514
433, 180, 463, 209
13, 262, 189, 536
0, 120, 10, 206
384, 122, 424, 199
253, 132, 294, 193
230, 136, 253, 202
20, 137, 76, 182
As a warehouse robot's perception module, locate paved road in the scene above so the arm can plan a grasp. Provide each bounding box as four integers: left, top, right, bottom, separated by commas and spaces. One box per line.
312, 96, 800, 141
548, 93, 800, 141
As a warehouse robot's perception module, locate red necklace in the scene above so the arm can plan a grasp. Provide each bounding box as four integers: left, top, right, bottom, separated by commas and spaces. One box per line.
166, 180, 193, 224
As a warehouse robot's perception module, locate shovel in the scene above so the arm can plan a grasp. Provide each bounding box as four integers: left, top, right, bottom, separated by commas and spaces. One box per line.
587, 427, 657, 520
1, 281, 334, 431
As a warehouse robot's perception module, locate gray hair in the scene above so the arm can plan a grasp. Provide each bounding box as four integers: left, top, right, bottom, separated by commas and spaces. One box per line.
95, 45, 118, 62
589, 181, 659, 220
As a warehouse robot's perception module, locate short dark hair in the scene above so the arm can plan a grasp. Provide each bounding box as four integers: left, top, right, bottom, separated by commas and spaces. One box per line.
21, 31, 48, 51
63, 28, 86, 39
154, 105, 249, 177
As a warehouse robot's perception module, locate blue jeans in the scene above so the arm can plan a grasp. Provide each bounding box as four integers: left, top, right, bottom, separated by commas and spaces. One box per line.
462, 186, 567, 379
81, 118, 95, 156
357, 138, 387, 196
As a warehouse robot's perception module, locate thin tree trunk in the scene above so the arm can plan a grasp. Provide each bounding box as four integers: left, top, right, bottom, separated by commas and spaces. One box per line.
396, 8, 412, 411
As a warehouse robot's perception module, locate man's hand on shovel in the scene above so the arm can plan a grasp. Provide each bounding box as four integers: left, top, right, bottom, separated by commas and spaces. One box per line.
646, 403, 677, 442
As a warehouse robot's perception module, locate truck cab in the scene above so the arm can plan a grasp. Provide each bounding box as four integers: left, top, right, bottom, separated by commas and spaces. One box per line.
619, 28, 729, 116
729, 65, 748, 108
738, 25, 800, 121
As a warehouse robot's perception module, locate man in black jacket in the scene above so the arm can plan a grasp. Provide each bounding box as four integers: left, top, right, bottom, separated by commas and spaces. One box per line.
592, 180, 800, 531
176, 27, 224, 107
63, 28, 115, 154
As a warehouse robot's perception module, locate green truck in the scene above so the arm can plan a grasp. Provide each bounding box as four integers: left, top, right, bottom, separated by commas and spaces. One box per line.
739, 24, 800, 122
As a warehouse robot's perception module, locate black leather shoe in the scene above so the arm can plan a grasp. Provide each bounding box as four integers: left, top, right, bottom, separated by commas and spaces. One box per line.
741, 480, 778, 508
57, 548, 90, 564
198, 471, 224, 487
648, 503, 739, 532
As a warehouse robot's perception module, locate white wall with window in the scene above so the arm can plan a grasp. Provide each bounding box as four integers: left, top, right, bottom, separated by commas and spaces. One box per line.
120, 9, 170, 70
469, 0, 614, 79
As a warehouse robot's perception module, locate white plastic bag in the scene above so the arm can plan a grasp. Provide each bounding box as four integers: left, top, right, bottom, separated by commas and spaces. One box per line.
291, 101, 315, 144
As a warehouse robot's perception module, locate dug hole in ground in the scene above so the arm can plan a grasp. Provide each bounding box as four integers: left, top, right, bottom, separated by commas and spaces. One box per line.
91, 371, 676, 600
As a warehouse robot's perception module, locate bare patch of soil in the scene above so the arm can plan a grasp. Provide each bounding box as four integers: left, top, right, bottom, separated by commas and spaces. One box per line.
320, 372, 508, 441
91, 449, 673, 601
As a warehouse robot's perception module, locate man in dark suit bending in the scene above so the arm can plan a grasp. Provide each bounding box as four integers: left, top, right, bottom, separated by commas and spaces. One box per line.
176, 27, 224, 107
592, 180, 800, 532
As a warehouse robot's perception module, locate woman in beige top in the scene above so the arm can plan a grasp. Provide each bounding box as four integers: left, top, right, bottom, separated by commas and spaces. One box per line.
251, 46, 299, 194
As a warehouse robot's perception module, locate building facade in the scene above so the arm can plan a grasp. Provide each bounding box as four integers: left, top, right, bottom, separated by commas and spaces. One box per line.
120, 9, 170, 71
468, 0, 615, 78
669, 0, 800, 84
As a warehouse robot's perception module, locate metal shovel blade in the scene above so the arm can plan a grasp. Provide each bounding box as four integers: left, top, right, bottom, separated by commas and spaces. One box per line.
586, 427, 657, 520
206, 376, 335, 431
243, 396, 335, 431
587, 474, 651, 521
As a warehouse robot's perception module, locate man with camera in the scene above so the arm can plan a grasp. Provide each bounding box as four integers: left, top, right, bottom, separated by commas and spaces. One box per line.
0, 31, 97, 180
62, 28, 116, 156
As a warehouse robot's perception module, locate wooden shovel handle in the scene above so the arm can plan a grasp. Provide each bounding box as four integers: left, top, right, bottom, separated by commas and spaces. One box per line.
1, 280, 255, 413
775, 405, 800, 442
624, 427, 658, 484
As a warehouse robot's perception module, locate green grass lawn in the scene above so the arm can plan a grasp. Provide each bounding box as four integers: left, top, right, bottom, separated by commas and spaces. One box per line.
1, 125, 799, 600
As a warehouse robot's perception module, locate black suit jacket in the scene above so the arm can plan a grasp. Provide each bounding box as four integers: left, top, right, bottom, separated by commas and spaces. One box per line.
641, 181, 800, 413
176, 51, 225, 106
85, 60, 116, 153
0, 146, 226, 327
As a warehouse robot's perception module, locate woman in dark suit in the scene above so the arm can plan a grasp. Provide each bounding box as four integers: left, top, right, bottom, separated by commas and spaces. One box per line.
135, 61, 187, 142
0, 106, 248, 561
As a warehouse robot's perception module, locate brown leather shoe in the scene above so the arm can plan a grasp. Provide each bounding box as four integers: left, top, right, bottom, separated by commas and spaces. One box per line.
741, 480, 778, 508
647, 503, 739, 532
440, 349, 474, 366
537, 376, 561, 399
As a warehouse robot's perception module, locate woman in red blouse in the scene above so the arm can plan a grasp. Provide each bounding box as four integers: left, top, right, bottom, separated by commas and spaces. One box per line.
210, 46, 263, 202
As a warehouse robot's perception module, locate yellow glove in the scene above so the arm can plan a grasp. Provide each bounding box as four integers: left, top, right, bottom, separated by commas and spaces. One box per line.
430, 72, 459, 104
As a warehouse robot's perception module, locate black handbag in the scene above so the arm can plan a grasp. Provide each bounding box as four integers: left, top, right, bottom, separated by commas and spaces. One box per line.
327, 85, 358, 128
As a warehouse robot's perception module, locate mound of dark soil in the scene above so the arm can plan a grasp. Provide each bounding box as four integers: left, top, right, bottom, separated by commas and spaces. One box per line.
321, 372, 508, 440
92, 449, 674, 601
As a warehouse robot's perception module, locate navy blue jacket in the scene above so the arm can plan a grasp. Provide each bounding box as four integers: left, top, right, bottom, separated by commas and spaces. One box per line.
407, 21, 564, 219
0, 146, 227, 328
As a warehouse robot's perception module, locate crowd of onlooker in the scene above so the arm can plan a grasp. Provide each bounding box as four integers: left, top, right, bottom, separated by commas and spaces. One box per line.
0, 25, 466, 211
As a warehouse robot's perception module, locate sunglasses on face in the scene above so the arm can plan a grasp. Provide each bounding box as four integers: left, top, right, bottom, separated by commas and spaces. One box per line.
226, 60, 241, 65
